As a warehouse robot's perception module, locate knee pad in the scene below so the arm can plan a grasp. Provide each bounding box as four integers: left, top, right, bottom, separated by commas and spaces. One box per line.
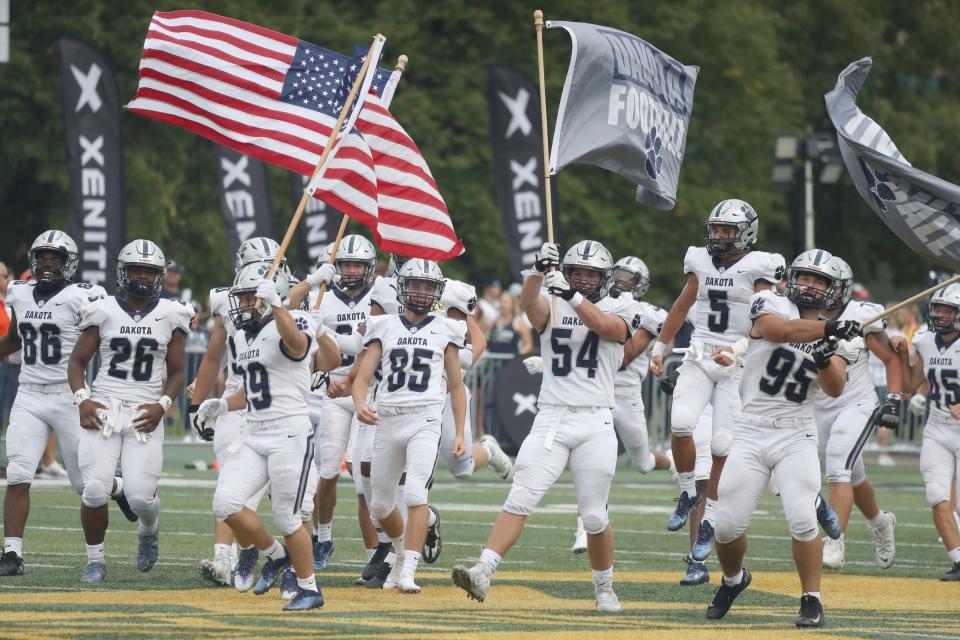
580, 509, 609, 535
670, 406, 699, 438
125, 495, 155, 516
316, 446, 344, 480
81, 480, 111, 509
925, 481, 951, 506
710, 430, 734, 458
213, 488, 243, 522
715, 508, 746, 544
787, 504, 819, 542
502, 484, 537, 517
370, 494, 395, 521
850, 460, 866, 487
628, 450, 656, 474
4, 457, 37, 486
271, 506, 302, 537
403, 482, 428, 509
825, 468, 853, 484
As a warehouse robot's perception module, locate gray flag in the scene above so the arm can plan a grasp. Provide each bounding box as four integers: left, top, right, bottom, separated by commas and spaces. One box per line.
826, 58, 960, 270
547, 21, 697, 210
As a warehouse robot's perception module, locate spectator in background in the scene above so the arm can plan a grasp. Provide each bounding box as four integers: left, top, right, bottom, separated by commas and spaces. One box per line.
160, 260, 184, 300
181, 301, 209, 441
0, 261, 11, 478
896, 302, 923, 342
477, 279, 502, 332
487, 292, 532, 357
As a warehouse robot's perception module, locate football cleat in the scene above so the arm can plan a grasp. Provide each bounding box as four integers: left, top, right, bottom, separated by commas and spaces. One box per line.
366, 559, 393, 589
0, 551, 24, 576
383, 558, 403, 590
822, 536, 845, 569
198, 558, 231, 587
705, 569, 751, 620
362, 542, 392, 581
571, 520, 588, 554
313, 539, 334, 571
279, 567, 298, 600
691, 520, 715, 561
680, 555, 709, 586
941, 561, 960, 582
423, 506, 443, 564
796, 594, 825, 628
111, 490, 139, 523
137, 532, 159, 573
479, 434, 514, 481
667, 490, 701, 531
870, 511, 896, 569
451, 564, 490, 602
234, 547, 259, 592
398, 573, 421, 594
816, 493, 842, 540
594, 577, 622, 613
41, 461, 68, 478
80, 562, 107, 584
253, 550, 291, 595
283, 587, 325, 611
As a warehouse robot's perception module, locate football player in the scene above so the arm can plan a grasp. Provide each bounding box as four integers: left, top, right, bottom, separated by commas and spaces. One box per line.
199, 262, 340, 611
814, 256, 898, 570
895, 282, 960, 581
0, 231, 128, 577
650, 199, 785, 561
452, 240, 637, 613
706, 249, 859, 627
68, 240, 193, 583
353, 259, 468, 593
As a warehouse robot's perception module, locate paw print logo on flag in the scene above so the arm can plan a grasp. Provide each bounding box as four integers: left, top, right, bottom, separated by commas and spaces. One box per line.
857, 158, 896, 212
644, 127, 664, 180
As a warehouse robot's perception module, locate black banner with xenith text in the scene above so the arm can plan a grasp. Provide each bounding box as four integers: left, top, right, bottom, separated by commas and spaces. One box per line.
290, 173, 342, 278
213, 144, 275, 257
58, 37, 125, 289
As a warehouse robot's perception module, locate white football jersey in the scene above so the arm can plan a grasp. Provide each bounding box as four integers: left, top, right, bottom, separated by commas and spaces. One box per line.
309, 284, 372, 378
814, 300, 886, 410
209, 286, 244, 395
370, 276, 402, 315
615, 300, 666, 389
81, 296, 194, 403
233, 310, 318, 422
6, 280, 106, 385
684, 246, 785, 347
539, 291, 638, 408
912, 329, 960, 422
364, 313, 465, 407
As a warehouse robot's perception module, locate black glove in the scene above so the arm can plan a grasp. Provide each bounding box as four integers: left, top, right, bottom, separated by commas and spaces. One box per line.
824, 319, 861, 341
876, 393, 902, 431
534, 242, 561, 273
659, 368, 681, 395
810, 339, 839, 369
189, 404, 214, 442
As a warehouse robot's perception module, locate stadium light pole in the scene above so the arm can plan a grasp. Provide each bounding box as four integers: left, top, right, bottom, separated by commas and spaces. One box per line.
0, 0, 9, 63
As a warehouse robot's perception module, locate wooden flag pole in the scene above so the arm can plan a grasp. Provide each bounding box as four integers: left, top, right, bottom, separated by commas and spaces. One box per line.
256, 33, 385, 310
863, 273, 960, 327
313, 53, 410, 311
534, 9, 559, 322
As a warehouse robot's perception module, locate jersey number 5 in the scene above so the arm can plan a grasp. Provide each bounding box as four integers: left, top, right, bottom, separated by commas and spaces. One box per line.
551, 328, 599, 379
707, 290, 730, 333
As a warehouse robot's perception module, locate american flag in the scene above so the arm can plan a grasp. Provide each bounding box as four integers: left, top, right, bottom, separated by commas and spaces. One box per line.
127, 10, 463, 260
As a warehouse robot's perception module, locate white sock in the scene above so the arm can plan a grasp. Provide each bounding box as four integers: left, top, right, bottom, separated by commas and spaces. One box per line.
948, 547, 960, 563
678, 471, 696, 495
427, 507, 438, 527
264, 540, 286, 561
4, 537, 23, 558
703, 499, 718, 526
722, 569, 744, 586
137, 497, 160, 536
576, 516, 585, 533
396, 485, 408, 525
317, 522, 332, 543
86, 543, 105, 564
297, 573, 318, 592
390, 534, 405, 556
384, 551, 397, 567
112, 476, 124, 497
803, 591, 821, 601
479, 548, 501, 574
239, 543, 255, 552
214, 543, 231, 561
366, 547, 376, 561
591, 566, 613, 584
868, 512, 888, 529
402, 550, 420, 577
377, 531, 390, 545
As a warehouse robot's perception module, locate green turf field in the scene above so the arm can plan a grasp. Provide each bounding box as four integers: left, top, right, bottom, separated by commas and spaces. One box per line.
0, 443, 957, 639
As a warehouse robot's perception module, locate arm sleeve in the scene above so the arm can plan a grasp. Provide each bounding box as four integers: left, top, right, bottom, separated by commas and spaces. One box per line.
749, 290, 792, 320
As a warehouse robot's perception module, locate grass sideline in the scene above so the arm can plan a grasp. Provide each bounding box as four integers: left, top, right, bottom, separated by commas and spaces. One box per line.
0, 442, 956, 639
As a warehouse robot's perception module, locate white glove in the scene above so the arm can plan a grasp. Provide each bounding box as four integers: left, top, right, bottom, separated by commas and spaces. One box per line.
909, 393, 927, 416
311, 370, 329, 392
97, 407, 114, 438
132, 410, 151, 443
255, 279, 281, 308
523, 356, 543, 375
307, 263, 338, 287
198, 398, 228, 425
441, 280, 478, 316
674, 341, 705, 362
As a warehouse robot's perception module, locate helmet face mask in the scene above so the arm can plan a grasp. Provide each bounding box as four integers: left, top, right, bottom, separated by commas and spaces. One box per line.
29, 230, 79, 291
335, 235, 377, 290
228, 289, 263, 331
929, 303, 960, 333
704, 199, 759, 257
228, 261, 290, 330
611, 256, 650, 300
564, 266, 606, 301
786, 270, 835, 309
397, 260, 444, 315
116, 240, 166, 300
826, 256, 854, 309
561, 241, 614, 302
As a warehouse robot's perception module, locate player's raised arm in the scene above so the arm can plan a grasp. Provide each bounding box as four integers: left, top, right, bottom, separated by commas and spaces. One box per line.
521, 242, 558, 332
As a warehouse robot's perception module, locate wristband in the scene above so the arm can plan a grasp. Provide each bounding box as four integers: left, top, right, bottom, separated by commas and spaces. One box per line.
568, 291, 584, 308
521, 268, 542, 280
158, 395, 173, 412
651, 341, 668, 359
73, 388, 90, 406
